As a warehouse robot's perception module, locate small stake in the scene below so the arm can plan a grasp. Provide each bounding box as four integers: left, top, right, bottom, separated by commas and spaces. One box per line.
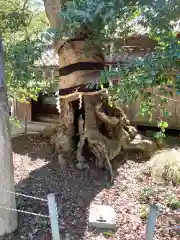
24, 115, 27, 135
47, 193, 60, 240
146, 205, 159, 240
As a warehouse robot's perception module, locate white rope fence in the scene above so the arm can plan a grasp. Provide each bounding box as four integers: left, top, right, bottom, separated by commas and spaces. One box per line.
0, 188, 68, 240
2, 188, 179, 240
0, 188, 48, 202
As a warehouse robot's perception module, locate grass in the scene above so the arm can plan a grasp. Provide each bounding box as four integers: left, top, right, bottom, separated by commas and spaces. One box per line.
147, 148, 180, 184
139, 187, 154, 203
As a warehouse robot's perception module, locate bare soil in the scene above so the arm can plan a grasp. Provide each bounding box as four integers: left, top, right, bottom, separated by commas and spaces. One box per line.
0, 135, 179, 240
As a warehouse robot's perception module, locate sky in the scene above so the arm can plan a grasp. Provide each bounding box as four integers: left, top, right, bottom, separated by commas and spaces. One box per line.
30, 0, 45, 11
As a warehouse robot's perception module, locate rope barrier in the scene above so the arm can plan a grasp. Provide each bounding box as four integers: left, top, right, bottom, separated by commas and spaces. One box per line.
0, 189, 61, 240
0, 188, 48, 202
0, 205, 49, 218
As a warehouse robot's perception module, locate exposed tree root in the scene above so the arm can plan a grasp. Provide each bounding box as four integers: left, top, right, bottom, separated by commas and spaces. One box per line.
50, 91, 159, 181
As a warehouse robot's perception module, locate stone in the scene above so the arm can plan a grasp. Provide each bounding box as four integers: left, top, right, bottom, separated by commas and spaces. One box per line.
64, 233, 71, 240
42, 126, 57, 138
76, 162, 89, 169
89, 204, 116, 230
58, 155, 67, 166
124, 134, 159, 156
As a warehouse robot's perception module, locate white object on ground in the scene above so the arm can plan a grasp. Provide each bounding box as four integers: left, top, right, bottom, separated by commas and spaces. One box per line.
89, 204, 116, 230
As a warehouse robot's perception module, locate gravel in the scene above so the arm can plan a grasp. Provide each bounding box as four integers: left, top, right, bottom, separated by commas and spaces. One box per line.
0, 135, 179, 240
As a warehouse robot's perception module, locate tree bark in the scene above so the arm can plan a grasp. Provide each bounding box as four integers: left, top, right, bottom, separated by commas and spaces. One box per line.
0, 39, 17, 236
50, 39, 137, 182
43, 0, 138, 181
43, 0, 62, 29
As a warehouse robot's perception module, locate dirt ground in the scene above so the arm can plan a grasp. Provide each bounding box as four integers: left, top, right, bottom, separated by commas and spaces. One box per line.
0, 135, 179, 240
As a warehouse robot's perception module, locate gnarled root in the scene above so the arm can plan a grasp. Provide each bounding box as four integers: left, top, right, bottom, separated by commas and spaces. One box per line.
51, 91, 138, 182
79, 92, 138, 181
76, 114, 90, 169
87, 139, 114, 182
95, 98, 137, 142
50, 125, 73, 154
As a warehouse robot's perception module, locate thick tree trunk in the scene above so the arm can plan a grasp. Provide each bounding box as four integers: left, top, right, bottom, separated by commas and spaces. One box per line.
43, 0, 159, 182
50, 39, 138, 181
51, 40, 106, 155
0, 40, 17, 236
43, 1, 138, 179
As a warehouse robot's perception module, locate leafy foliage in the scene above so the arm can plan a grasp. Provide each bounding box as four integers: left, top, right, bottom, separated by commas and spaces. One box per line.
0, 0, 49, 101
57, 0, 180, 134
9, 116, 22, 131
2, 0, 180, 135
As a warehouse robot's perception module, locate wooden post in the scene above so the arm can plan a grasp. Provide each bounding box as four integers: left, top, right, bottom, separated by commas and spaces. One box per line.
13, 93, 16, 117
0, 39, 17, 236
146, 205, 159, 240
24, 115, 27, 136
47, 193, 60, 240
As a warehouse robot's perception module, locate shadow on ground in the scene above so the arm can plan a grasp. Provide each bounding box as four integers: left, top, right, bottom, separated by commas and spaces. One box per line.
3, 135, 117, 240
4, 132, 178, 240
12, 135, 53, 162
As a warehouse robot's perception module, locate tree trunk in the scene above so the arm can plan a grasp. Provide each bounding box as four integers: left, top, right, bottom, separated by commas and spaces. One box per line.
0, 40, 17, 236
49, 38, 138, 181
43, 1, 153, 182
43, 0, 63, 29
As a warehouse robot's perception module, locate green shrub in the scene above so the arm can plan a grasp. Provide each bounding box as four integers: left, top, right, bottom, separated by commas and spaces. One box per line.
147, 148, 180, 184
9, 116, 22, 130
167, 194, 180, 210
139, 187, 154, 203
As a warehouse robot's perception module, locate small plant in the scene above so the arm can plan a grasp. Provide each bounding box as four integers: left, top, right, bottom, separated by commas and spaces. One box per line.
139, 205, 149, 220
136, 174, 144, 182
121, 185, 128, 191
154, 131, 166, 142
139, 187, 154, 203
147, 148, 180, 184
167, 194, 180, 210
103, 231, 114, 237
9, 116, 22, 130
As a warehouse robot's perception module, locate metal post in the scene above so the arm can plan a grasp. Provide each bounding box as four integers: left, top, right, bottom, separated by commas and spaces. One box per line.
47, 193, 60, 240
146, 205, 159, 240
24, 115, 27, 135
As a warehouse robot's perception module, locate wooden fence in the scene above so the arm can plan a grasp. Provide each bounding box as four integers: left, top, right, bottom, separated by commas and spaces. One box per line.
123, 86, 180, 129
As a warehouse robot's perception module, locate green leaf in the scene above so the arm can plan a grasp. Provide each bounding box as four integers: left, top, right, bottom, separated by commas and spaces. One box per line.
103, 231, 114, 237
158, 121, 168, 129
163, 111, 169, 117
